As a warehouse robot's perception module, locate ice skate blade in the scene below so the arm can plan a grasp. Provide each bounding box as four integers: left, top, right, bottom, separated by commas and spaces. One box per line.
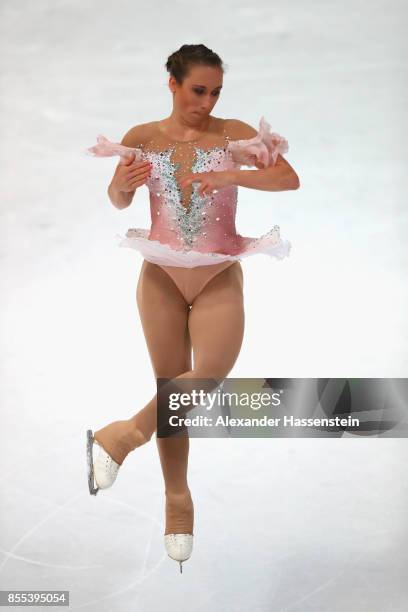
86, 429, 100, 496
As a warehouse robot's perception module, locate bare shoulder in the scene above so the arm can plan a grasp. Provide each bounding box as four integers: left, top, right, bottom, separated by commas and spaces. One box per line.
224, 118, 259, 141
120, 122, 155, 147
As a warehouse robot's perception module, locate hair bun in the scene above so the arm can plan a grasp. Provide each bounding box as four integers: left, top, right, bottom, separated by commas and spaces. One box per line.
165, 44, 224, 85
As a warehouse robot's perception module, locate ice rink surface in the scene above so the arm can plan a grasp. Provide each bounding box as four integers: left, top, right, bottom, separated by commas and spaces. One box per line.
1, 0, 407, 610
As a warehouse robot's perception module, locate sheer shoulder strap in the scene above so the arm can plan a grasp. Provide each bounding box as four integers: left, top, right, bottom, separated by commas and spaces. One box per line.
226, 117, 289, 167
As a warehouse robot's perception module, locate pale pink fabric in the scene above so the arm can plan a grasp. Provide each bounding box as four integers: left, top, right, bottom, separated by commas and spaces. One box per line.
85, 117, 291, 268
85, 134, 144, 163
226, 116, 289, 168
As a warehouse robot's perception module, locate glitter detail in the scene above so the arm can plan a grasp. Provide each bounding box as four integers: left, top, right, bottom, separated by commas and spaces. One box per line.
142, 145, 228, 249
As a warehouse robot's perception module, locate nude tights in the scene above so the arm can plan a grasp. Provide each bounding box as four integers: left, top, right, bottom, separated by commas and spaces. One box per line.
94, 259, 245, 534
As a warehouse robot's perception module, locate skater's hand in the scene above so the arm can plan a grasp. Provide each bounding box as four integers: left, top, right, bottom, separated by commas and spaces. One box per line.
111, 152, 152, 193
179, 170, 234, 196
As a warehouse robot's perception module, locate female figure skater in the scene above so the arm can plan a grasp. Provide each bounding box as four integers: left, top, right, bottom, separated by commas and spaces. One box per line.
85, 44, 300, 573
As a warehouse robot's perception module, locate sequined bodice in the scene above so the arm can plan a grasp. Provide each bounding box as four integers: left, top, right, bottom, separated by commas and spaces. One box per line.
139, 123, 243, 253
144, 143, 228, 213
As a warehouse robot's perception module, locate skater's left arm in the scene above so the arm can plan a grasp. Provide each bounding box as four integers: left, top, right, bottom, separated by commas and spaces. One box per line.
226, 119, 300, 192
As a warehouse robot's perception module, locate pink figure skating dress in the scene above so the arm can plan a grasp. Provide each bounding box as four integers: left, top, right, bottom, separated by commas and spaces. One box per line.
85, 117, 291, 268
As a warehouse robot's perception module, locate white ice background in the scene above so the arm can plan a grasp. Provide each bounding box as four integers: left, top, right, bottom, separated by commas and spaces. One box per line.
1, 1, 407, 611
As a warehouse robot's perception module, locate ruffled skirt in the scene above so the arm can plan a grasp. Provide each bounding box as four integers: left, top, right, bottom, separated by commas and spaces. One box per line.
115, 226, 291, 268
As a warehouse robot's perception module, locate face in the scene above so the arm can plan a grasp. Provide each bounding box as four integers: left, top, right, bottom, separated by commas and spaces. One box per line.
169, 64, 223, 119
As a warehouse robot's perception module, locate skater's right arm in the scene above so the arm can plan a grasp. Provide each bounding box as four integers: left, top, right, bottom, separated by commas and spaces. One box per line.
107, 124, 152, 210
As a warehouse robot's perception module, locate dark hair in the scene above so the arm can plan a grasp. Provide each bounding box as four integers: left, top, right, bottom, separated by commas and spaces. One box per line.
165, 44, 225, 85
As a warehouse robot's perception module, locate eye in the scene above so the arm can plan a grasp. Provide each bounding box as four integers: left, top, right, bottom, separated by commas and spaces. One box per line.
193, 89, 221, 97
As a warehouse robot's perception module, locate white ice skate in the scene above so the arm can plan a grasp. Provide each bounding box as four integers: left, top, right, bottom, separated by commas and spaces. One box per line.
164, 534, 194, 573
